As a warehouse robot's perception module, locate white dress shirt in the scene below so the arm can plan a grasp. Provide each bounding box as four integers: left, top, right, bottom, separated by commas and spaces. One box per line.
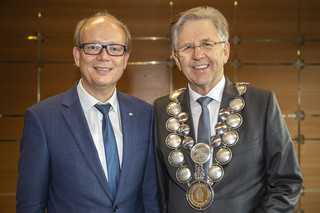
77, 80, 123, 180
188, 76, 225, 141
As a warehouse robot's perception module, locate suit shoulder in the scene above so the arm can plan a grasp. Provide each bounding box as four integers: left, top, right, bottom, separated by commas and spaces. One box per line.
245, 85, 274, 97
28, 92, 66, 113
246, 84, 272, 93
153, 94, 171, 109
243, 85, 277, 107
154, 94, 170, 102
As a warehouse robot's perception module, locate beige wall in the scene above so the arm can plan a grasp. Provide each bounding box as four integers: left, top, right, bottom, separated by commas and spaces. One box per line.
1, 0, 319, 212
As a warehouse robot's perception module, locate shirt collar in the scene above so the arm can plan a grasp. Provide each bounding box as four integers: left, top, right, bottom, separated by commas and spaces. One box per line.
77, 79, 119, 113
189, 76, 226, 107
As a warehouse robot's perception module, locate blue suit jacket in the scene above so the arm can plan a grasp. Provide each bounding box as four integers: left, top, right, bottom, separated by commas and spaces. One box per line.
17, 83, 161, 213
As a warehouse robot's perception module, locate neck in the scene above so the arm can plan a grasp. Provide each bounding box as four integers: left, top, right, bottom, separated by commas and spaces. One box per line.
81, 81, 116, 103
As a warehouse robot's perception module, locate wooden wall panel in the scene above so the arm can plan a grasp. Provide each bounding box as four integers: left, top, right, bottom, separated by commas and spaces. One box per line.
0, 0, 319, 212
0, 64, 37, 114
301, 118, 320, 139
0, 142, 19, 213
40, 64, 81, 101
1, 38, 36, 62
107, 1, 171, 37
236, 66, 298, 113
119, 65, 170, 104
0, 117, 24, 141
41, 0, 105, 9
302, 42, 320, 63
0, 143, 19, 192
238, 0, 299, 38
0, 196, 15, 213
0, 2, 38, 36
39, 0, 106, 37
237, 42, 297, 63
301, 142, 320, 189
130, 40, 170, 62
300, 192, 320, 212
301, 0, 320, 38
301, 67, 320, 114
41, 38, 74, 62
172, 66, 188, 90
39, 10, 99, 37
224, 66, 236, 82
172, 0, 231, 15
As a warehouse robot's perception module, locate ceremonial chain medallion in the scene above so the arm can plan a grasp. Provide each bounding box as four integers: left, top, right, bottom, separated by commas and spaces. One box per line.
187, 180, 213, 210
165, 83, 247, 210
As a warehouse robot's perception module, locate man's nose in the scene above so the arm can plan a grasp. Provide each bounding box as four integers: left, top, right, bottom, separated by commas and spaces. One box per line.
97, 48, 110, 60
192, 46, 205, 59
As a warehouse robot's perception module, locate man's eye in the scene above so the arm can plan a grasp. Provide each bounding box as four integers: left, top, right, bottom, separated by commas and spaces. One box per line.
110, 47, 120, 52
182, 46, 193, 51
203, 42, 213, 47
88, 45, 98, 50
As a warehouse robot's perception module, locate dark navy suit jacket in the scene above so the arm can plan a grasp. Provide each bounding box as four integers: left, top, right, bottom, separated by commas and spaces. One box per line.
17, 82, 161, 213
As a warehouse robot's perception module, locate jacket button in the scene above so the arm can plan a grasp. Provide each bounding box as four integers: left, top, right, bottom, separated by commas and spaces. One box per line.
113, 205, 118, 212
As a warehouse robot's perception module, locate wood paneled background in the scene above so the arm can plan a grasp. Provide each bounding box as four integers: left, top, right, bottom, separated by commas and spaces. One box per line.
0, 0, 319, 212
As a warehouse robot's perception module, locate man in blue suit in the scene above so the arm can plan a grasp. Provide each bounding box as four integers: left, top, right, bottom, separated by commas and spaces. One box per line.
17, 12, 161, 213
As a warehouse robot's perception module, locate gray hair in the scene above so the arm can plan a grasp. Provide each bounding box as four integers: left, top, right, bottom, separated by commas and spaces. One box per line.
169, 6, 229, 50
74, 11, 132, 52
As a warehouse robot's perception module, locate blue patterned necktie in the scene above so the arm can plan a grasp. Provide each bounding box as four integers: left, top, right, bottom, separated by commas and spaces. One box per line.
95, 103, 120, 197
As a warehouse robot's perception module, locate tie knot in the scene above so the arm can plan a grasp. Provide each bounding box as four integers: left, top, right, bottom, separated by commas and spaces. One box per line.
95, 103, 112, 116
197, 96, 213, 107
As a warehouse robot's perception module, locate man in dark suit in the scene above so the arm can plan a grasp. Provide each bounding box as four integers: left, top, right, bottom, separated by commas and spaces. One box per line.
153, 6, 302, 212
17, 12, 161, 213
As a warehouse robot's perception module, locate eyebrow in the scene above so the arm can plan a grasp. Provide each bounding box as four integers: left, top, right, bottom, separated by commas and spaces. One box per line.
200, 38, 213, 43
180, 38, 214, 47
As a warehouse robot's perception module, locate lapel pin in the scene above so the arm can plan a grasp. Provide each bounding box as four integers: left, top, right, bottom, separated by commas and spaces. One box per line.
129, 112, 133, 116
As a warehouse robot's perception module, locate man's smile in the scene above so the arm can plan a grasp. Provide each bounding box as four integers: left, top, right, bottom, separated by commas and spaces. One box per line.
193, 64, 209, 69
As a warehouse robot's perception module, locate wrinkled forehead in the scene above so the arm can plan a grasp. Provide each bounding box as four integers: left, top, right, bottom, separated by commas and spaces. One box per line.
176, 19, 219, 46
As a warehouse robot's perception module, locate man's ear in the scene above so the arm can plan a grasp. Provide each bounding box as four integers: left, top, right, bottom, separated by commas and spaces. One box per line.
123, 52, 130, 70
223, 42, 230, 64
73, 47, 80, 67
172, 50, 182, 71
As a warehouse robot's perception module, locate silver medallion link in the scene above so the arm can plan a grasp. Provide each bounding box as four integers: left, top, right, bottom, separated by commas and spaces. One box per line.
164, 83, 248, 210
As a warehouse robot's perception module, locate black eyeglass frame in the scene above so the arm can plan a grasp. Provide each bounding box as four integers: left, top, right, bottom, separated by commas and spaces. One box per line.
79, 43, 127, 56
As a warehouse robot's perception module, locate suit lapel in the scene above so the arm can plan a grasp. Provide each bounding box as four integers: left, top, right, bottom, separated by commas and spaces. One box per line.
113, 92, 134, 201
221, 77, 239, 109
177, 89, 196, 189
213, 77, 240, 190
60, 83, 113, 199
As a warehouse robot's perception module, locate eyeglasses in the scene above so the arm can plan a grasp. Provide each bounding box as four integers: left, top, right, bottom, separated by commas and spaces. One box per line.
175, 41, 225, 57
79, 43, 127, 56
